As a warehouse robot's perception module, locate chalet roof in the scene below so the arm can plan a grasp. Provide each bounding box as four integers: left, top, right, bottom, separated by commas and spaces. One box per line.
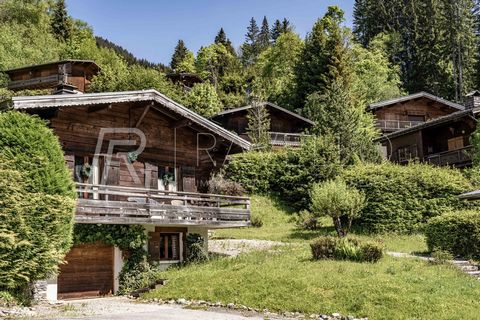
4, 60, 101, 74
11, 89, 251, 150
459, 190, 480, 200
369, 92, 465, 111
213, 102, 315, 126
377, 107, 480, 142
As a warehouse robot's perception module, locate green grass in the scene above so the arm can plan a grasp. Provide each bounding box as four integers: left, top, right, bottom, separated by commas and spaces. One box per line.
214, 195, 428, 253
143, 245, 480, 320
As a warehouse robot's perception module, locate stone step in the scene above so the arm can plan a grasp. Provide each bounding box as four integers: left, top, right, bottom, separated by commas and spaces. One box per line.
459, 265, 479, 272
451, 260, 471, 266
466, 271, 480, 277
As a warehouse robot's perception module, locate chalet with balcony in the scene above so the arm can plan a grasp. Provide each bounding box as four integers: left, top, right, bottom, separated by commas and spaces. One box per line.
9, 88, 251, 300
370, 92, 465, 134
4, 60, 100, 93
377, 92, 480, 167
211, 102, 314, 147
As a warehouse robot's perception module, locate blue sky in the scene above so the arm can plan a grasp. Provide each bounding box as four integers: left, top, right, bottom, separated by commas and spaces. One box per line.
66, 0, 355, 66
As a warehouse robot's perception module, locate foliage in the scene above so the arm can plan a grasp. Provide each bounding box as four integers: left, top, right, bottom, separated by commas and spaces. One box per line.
50, 0, 71, 42
295, 210, 320, 231
310, 179, 366, 237
241, 17, 260, 65
171, 40, 190, 71
310, 236, 337, 259
470, 125, 480, 167
246, 100, 271, 149
118, 258, 163, 295
185, 234, 208, 264
207, 172, 245, 196
342, 162, 478, 233
185, 82, 223, 117
311, 236, 383, 262
0, 112, 76, 291
430, 250, 454, 265
250, 215, 264, 228
425, 210, 480, 259
253, 32, 303, 109
271, 18, 293, 42
73, 224, 148, 251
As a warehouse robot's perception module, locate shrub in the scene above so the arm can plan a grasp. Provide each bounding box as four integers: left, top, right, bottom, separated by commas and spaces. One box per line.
0, 112, 76, 294
311, 236, 384, 263
310, 179, 365, 237
425, 210, 480, 259
310, 236, 337, 259
430, 250, 454, 265
250, 215, 264, 228
118, 259, 162, 295
207, 172, 245, 196
342, 162, 477, 233
295, 210, 320, 230
186, 234, 209, 263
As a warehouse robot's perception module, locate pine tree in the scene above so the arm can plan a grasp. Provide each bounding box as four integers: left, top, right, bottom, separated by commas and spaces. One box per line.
215, 27, 236, 55
281, 18, 292, 33
241, 17, 260, 65
246, 98, 271, 149
51, 0, 71, 42
258, 16, 271, 51
170, 40, 189, 71
271, 19, 283, 42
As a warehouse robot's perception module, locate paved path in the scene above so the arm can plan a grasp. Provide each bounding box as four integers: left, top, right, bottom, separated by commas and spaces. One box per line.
33, 297, 264, 320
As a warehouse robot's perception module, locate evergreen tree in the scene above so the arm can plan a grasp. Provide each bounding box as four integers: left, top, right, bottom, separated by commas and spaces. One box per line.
51, 0, 71, 42
258, 16, 271, 51
281, 18, 292, 33
271, 19, 283, 42
246, 97, 271, 149
241, 17, 260, 65
295, 6, 350, 107
170, 40, 189, 71
214, 27, 236, 55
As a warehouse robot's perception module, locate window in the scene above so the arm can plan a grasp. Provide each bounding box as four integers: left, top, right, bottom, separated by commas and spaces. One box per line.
158, 166, 177, 192
397, 145, 418, 162
159, 233, 181, 261
407, 115, 426, 123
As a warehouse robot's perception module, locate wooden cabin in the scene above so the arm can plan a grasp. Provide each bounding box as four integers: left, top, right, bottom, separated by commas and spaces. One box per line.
377, 93, 480, 167
11, 89, 251, 300
211, 102, 314, 148
370, 92, 464, 134
4, 60, 100, 93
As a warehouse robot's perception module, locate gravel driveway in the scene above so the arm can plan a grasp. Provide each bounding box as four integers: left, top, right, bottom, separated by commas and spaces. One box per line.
28, 297, 263, 320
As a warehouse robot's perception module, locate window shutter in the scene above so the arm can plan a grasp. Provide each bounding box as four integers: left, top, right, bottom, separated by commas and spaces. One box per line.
64, 154, 75, 177
181, 166, 196, 192
148, 232, 161, 261
144, 162, 158, 190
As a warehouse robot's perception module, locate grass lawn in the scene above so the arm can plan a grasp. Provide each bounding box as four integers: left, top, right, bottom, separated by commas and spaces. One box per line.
214, 195, 428, 253
143, 245, 480, 319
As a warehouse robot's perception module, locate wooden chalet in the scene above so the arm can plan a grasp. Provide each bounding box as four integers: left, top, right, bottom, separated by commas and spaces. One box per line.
4, 60, 100, 93
377, 92, 480, 167
370, 92, 464, 134
10, 88, 251, 300
211, 102, 314, 147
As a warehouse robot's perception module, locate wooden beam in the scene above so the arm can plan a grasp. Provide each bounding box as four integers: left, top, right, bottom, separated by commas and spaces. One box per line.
151, 105, 179, 120
171, 118, 193, 129
135, 103, 153, 128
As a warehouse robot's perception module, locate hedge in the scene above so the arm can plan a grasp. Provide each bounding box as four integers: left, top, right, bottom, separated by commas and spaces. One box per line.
225, 136, 341, 210
342, 162, 477, 233
0, 112, 76, 292
425, 211, 480, 259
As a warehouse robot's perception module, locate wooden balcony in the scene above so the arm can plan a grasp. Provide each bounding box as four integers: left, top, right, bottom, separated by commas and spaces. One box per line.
8, 75, 61, 90
75, 183, 250, 228
269, 132, 311, 147
376, 120, 424, 132
425, 146, 473, 167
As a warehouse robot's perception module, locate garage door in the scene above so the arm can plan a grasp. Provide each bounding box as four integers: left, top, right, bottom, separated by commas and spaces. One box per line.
58, 243, 114, 299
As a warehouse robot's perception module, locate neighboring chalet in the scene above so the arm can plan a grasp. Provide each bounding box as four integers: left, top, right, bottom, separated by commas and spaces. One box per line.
374, 92, 480, 167
4, 60, 100, 94
166, 72, 203, 91
8, 82, 251, 299
212, 102, 314, 147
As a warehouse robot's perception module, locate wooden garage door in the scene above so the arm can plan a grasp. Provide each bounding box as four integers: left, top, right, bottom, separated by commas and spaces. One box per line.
58, 243, 114, 299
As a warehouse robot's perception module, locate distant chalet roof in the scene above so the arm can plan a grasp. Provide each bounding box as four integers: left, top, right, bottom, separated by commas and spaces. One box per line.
11, 89, 251, 150
377, 107, 480, 142
369, 91, 465, 111
214, 102, 315, 126
4, 60, 101, 74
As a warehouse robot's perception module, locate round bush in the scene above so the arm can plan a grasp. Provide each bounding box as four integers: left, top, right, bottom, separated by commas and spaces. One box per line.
425, 211, 480, 259
0, 112, 76, 290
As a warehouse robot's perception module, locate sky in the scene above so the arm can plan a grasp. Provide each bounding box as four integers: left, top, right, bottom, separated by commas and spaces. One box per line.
66, 0, 355, 66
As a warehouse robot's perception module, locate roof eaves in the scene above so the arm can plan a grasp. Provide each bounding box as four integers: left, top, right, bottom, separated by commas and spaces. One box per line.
369, 92, 464, 111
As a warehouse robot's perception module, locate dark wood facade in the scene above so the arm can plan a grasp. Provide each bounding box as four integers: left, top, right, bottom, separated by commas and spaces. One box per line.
12, 90, 251, 228
212, 102, 314, 147
4, 60, 100, 93
370, 92, 464, 134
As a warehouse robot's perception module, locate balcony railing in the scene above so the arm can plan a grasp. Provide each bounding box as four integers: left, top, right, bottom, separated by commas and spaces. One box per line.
376, 120, 425, 132
269, 132, 311, 146
426, 146, 473, 167
75, 183, 250, 227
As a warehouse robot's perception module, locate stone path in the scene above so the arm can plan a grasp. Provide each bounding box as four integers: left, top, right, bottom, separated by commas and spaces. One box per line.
209, 239, 284, 257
